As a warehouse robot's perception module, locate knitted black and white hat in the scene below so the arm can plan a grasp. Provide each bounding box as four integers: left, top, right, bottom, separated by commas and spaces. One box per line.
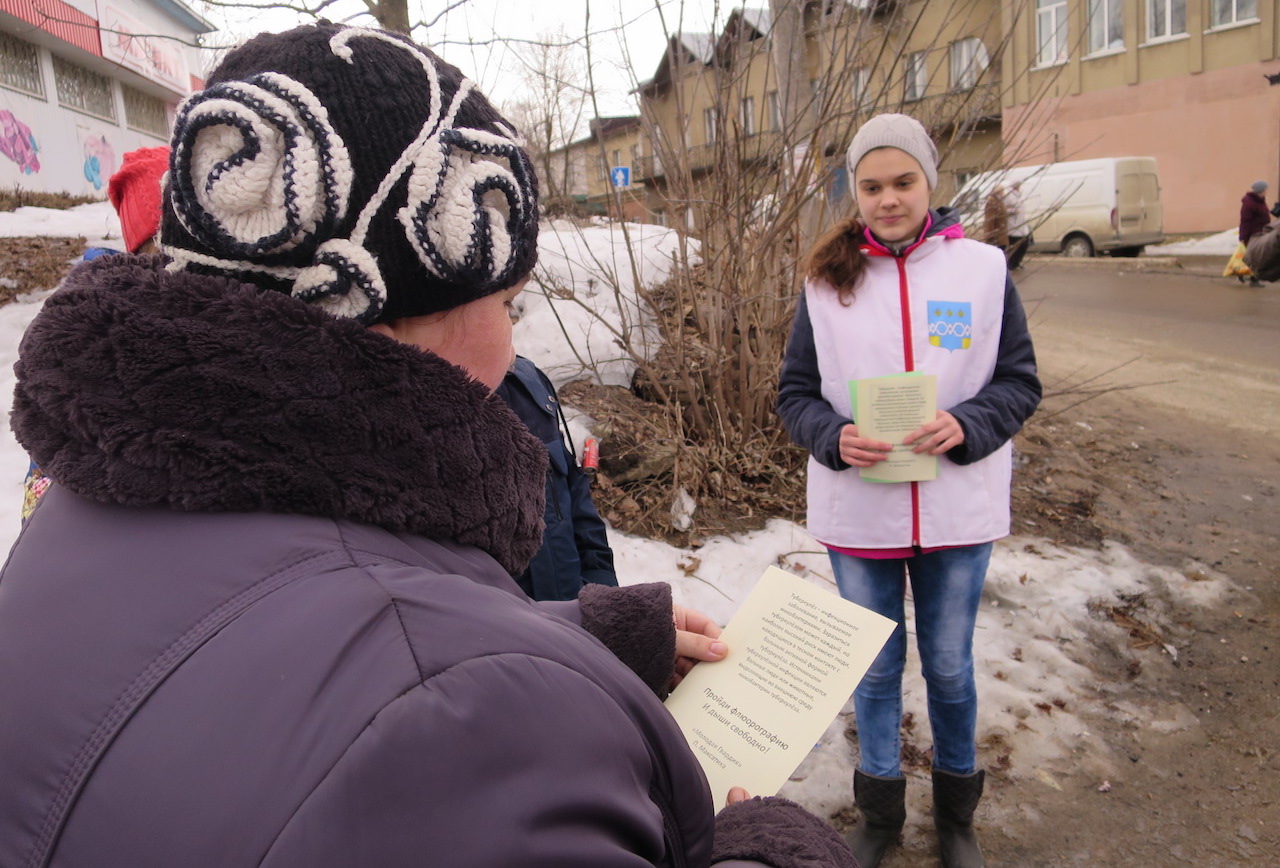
160, 23, 539, 324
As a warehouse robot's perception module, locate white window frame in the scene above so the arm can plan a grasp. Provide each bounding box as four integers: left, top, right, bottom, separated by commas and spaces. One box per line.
1087, 0, 1125, 53
0, 31, 45, 98
1036, 0, 1069, 66
851, 67, 870, 109
740, 95, 756, 136
1209, 0, 1257, 28
949, 38, 988, 91
703, 106, 719, 144
904, 51, 927, 102
53, 55, 116, 122
767, 90, 780, 130
1146, 0, 1187, 41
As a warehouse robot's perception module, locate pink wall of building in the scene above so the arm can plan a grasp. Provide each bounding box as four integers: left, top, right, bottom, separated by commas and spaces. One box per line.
1004, 64, 1280, 235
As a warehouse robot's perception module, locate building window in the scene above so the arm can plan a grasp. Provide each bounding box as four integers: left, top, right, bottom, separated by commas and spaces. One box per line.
630, 143, 640, 166
703, 106, 719, 144
904, 51, 927, 101
1037, 0, 1069, 65
611, 148, 621, 168
949, 38, 989, 91
597, 156, 607, 181
53, 55, 116, 121
1146, 0, 1187, 40
1210, 0, 1257, 27
740, 95, 756, 136
0, 32, 45, 98
1088, 0, 1125, 52
122, 85, 168, 137
809, 78, 826, 119
767, 90, 780, 129
851, 67, 870, 109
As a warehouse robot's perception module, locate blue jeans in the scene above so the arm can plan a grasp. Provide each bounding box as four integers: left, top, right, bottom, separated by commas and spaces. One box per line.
830, 543, 992, 777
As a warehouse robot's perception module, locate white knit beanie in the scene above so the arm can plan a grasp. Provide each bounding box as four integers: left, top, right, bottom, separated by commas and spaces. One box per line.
845, 113, 938, 189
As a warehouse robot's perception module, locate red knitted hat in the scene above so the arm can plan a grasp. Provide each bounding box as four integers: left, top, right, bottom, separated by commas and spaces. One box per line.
108, 146, 169, 253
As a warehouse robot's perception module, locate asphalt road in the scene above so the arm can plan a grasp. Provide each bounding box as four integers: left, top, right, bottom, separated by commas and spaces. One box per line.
1013, 255, 1280, 438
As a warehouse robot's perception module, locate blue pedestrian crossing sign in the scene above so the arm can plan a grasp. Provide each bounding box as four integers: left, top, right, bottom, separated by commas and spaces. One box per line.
611, 166, 631, 188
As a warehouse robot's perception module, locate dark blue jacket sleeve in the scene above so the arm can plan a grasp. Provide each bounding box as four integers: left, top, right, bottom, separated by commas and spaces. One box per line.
565, 455, 617, 587
776, 292, 852, 471
945, 274, 1041, 465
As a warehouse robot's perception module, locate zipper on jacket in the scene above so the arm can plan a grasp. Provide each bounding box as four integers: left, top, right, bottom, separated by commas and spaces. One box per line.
894, 256, 923, 548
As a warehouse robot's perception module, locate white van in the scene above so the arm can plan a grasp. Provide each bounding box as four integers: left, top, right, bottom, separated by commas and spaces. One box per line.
950, 157, 1164, 257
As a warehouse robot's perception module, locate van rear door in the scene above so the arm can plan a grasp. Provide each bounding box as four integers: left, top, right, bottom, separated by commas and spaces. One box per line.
1115, 159, 1164, 247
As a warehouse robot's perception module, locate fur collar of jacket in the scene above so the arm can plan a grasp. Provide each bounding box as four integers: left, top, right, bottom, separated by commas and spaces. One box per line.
11, 255, 546, 574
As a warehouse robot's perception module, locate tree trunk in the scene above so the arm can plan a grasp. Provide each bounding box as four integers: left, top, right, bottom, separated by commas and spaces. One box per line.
374, 0, 411, 34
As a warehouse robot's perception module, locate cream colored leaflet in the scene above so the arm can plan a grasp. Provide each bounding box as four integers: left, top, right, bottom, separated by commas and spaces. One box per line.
664, 567, 895, 809
851, 372, 938, 483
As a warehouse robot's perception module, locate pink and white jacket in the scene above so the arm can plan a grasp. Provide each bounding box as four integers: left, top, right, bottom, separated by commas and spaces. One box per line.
777, 209, 1041, 551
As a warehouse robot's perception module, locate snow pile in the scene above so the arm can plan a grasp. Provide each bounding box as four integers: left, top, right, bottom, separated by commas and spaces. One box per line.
519, 221, 692, 388
0, 201, 120, 248
1152, 228, 1237, 256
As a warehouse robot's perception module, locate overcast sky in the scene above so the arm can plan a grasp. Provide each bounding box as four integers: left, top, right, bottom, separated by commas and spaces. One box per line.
199, 0, 728, 116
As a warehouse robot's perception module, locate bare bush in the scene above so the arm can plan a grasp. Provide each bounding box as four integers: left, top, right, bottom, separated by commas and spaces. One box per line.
526, 0, 1067, 541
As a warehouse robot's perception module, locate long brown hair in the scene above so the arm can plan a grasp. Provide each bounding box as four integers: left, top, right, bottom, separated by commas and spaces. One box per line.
803, 216, 866, 303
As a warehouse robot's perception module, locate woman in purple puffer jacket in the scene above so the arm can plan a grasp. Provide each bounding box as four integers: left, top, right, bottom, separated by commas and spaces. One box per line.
0, 23, 854, 868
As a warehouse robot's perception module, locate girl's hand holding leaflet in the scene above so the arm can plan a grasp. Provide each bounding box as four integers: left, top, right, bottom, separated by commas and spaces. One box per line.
904, 410, 965, 455
839, 423, 892, 467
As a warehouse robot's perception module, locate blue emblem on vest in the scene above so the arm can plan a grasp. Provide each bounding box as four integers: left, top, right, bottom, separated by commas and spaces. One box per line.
928, 301, 972, 351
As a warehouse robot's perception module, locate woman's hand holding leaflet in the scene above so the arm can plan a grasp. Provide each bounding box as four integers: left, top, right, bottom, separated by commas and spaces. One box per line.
672, 604, 726, 688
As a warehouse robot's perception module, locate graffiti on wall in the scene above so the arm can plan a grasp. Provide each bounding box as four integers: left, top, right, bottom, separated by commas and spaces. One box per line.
81, 134, 117, 190
0, 110, 41, 175
99, 6, 191, 95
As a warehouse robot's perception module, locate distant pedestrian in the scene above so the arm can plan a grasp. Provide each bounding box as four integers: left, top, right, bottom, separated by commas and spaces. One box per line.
1241, 180, 1271, 245
1005, 180, 1032, 270
981, 185, 1008, 249
1230, 179, 1270, 285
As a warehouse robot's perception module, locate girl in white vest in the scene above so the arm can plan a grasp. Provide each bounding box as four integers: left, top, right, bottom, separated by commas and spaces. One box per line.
777, 114, 1041, 868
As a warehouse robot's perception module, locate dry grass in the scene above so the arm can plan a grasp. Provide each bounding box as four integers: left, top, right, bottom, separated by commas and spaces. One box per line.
0, 188, 100, 213
0, 236, 87, 304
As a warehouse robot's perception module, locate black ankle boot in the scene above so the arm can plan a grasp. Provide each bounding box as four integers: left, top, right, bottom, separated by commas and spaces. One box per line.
846, 769, 906, 868
932, 768, 986, 868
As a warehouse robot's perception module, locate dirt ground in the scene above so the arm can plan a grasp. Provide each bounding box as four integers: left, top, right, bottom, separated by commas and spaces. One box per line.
952, 392, 1280, 867
873, 258, 1280, 867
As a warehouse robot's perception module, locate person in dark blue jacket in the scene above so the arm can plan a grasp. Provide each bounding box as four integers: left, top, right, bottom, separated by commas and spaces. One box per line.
496, 356, 618, 601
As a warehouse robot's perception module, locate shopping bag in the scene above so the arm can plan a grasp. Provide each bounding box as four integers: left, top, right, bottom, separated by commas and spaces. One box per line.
1223, 242, 1252, 278
1244, 224, 1280, 281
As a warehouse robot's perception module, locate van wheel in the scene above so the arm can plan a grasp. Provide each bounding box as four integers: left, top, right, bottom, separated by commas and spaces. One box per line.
1062, 235, 1094, 258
